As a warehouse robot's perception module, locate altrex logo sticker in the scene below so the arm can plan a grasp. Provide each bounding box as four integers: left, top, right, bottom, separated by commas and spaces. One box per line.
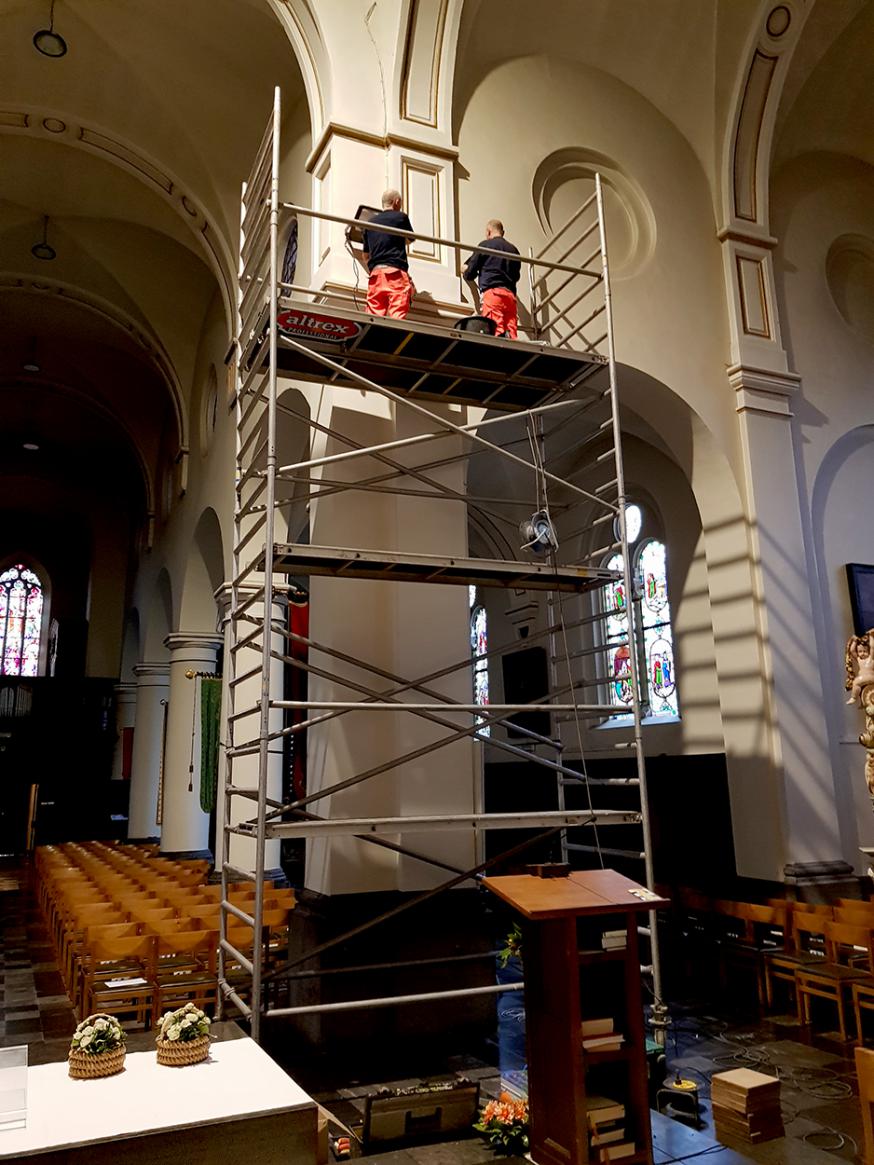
277, 309, 361, 343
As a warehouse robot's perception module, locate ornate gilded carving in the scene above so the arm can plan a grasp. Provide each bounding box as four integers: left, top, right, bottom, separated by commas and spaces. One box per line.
845, 630, 874, 801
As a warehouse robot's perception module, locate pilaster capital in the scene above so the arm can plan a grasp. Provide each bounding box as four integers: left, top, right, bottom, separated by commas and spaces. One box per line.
113, 682, 137, 700
164, 632, 223, 664
133, 662, 170, 684
728, 363, 801, 418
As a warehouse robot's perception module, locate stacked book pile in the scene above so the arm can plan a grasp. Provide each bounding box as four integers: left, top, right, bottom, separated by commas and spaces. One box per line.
585, 1095, 635, 1161
711, 1068, 783, 1146
601, 928, 627, 951
581, 1017, 625, 1053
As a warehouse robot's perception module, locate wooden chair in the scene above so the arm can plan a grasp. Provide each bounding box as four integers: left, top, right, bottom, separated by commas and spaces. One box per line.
796, 921, 874, 1041
71, 923, 140, 1013
141, 917, 201, 939
763, 909, 831, 1012
59, 902, 124, 987
128, 905, 177, 925
855, 1045, 874, 1164
153, 931, 219, 1020
719, 903, 786, 1009
82, 934, 158, 1029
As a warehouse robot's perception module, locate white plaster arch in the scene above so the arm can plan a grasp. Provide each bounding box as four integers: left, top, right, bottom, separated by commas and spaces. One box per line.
0, 275, 187, 464
143, 569, 175, 660
180, 508, 226, 634
0, 110, 236, 328
392, 0, 465, 139
120, 610, 141, 685
0, 374, 155, 525
720, 0, 813, 231
263, 0, 328, 140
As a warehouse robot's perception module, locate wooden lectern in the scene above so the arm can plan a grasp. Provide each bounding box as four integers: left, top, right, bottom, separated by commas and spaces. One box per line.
483, 869, 668, 1165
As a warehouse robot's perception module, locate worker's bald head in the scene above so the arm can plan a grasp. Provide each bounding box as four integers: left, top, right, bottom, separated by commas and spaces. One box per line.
486, 219, 504, 237
382, 189, 403, 210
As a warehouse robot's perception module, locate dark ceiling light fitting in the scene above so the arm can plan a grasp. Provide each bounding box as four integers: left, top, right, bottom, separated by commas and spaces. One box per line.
31, 215, 56, 261
33, 0, 67, 57
23, 337, 40, 373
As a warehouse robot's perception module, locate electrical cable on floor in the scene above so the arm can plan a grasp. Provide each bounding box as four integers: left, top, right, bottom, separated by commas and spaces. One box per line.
665, 1011, 860, 1156
654, 1146, 726, 1164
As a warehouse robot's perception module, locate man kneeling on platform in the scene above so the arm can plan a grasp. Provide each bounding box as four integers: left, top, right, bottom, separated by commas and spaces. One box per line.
463, 219, 521, 339
362, 190, 414, 319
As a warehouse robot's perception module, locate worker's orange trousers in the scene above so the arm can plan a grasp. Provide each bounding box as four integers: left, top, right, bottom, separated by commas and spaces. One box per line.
482, 287, 518, 339
366, 267, 413, 319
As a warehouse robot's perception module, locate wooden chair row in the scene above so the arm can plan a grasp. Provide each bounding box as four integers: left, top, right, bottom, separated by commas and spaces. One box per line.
671, 889, 874, 1042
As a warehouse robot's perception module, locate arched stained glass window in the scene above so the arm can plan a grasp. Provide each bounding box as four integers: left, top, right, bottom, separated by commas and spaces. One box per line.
638, 540, 678, 717
469, 585, 490, 738
0, 564, 45, 677
601, 508, 679, 720
604, 552, 633, 709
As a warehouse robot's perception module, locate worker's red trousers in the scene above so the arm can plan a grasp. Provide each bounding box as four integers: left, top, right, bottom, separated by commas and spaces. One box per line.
482, 287, 518, 339
367, 267, 413, 319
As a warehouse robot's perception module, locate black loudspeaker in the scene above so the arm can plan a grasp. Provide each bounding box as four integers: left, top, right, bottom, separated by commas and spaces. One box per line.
345, 204, 380, 245
501, 646, 550, 739
456, 314, 497, 336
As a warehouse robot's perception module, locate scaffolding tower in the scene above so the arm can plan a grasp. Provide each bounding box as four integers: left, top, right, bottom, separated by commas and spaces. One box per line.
219, 88, 663, 1041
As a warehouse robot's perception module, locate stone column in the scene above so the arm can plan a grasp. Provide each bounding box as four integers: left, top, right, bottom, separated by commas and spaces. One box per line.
127, 663, 169, 841
160, 633, 222, 858
110, 682, 137, 781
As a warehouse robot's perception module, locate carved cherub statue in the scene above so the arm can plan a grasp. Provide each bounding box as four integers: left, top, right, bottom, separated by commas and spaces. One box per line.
845, 631, 874, 705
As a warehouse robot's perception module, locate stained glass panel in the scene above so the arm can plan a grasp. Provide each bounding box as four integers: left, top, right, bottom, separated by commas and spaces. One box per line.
0, 565, 44, 677
601, 535, 679, 720
469, 587, 490, 738
638, 540, 678, 718
604, 553, 632, 710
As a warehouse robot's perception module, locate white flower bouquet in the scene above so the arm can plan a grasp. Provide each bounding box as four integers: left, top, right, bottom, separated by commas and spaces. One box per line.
156, 1003, 212, 1066
68, 1013, 126, 1078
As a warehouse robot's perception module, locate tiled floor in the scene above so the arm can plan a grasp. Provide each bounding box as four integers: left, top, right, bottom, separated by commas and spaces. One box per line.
1, 862, 865, 1163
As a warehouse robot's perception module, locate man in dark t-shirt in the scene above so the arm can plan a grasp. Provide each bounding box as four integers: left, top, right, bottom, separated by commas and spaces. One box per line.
362, 190, 414, 319
463, 219, 522, 339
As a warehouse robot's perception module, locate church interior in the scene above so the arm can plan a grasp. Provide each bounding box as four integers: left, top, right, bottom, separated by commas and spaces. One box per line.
1, 2, 874, 1162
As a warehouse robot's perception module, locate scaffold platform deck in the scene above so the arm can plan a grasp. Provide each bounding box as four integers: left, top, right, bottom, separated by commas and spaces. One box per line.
261, 544, 618, 592
245, 302, 607, 412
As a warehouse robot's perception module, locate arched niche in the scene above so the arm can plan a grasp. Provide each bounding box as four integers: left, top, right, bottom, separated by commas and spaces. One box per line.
180, 509, 226, 634
143, 569, 174, 660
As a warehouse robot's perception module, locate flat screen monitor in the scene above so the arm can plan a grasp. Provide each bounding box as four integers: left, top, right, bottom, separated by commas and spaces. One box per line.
846, 563, 874, 635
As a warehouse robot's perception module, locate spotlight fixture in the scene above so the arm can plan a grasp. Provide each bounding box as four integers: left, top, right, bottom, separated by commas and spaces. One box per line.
23, 338, 40, 373
33, 0, 67, 57
22, 443, 40, 452
31, 215, 56, 261
520, 509, 559, 557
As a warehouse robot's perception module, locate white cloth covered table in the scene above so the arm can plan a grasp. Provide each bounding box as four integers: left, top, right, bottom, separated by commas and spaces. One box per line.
0, 1037, 318, 1163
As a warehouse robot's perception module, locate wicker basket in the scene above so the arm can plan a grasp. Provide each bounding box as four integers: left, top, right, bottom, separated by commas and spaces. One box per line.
156, 1034, 210, 1067
68, 1045, 126, 1080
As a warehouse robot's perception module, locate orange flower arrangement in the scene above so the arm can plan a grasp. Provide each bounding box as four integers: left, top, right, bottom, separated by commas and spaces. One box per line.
474, 1092, 529, 1155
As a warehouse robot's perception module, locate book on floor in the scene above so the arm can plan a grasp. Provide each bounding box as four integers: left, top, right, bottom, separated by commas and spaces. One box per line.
583, 1034, 625, 1051
598, 1142, 635, 1161
581, 1017, 615, 1038
590, 1126, 626, 1146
